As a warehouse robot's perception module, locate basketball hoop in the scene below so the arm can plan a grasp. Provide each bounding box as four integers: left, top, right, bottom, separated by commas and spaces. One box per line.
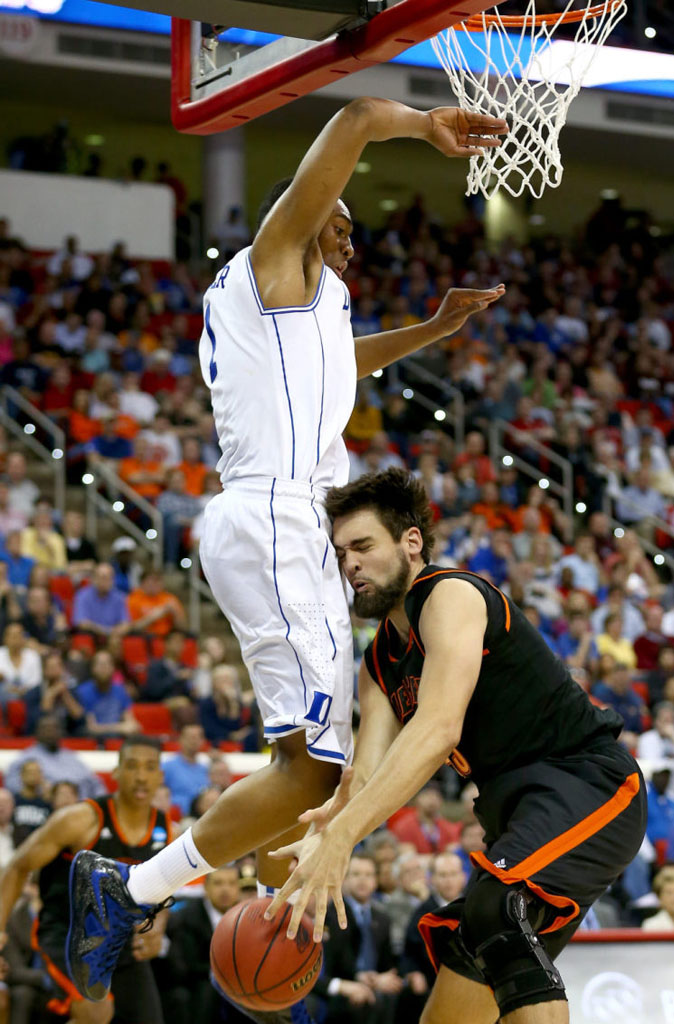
431, 0, 628, 200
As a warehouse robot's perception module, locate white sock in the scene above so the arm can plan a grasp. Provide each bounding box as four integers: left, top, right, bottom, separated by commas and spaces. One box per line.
127, 827, 215, 906
256, 880, 299, 905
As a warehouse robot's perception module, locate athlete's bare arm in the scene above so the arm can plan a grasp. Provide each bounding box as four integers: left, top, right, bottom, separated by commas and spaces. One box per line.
0, 802, 99, 940
267, 578, 488, 938
252, 97, 507, 308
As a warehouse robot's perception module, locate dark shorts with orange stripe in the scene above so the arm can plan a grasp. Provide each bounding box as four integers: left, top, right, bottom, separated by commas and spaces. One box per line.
34, 924, 164, 1023
419, 739, 647, 983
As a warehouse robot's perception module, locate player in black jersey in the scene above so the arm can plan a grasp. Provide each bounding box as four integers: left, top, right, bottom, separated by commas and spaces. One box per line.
0, 736, 169, 1024
266, 468, 647, 1024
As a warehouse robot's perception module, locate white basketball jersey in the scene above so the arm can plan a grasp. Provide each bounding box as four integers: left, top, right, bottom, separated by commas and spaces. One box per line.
199, 246, 357, 490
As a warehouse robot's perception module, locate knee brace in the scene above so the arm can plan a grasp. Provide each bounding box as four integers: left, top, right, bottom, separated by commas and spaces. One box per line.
461, 875, 566, 1018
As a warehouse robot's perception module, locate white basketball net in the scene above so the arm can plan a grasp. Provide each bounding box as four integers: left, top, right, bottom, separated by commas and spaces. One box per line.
432, 0, 628, 199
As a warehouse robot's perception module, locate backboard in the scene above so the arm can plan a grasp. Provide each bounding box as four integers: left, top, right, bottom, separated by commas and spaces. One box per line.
169, 0, 499, 135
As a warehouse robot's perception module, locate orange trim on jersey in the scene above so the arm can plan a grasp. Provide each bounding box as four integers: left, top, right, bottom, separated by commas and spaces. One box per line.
417, 911, 460, 973
107, 797, 157, 848
409, 624, 425, 656
469, 771, 641, 934
370, 623, 388, 696
411, 568, 511, 632
62, 798, 105, 861
482, 648, 490, 656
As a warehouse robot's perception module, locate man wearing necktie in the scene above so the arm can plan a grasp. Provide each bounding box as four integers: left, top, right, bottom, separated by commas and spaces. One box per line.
309, 853, 402, 1024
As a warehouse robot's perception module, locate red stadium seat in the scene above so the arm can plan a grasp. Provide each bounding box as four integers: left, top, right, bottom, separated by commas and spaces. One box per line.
6, 701, 27, 736
71, 633, 96, 656
182, 636, 198, 668
218, 740, 243, 752
133, 703, 173, 736
103, 738, 124, 751
98, 772, 118, 792
50, 575, 76, 623
122, 634, 150, 685
149, 637, 165, 660
0, 738, 33, 749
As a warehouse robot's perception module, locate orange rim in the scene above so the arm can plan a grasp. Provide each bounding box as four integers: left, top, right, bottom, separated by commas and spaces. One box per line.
459, 1, 623, 31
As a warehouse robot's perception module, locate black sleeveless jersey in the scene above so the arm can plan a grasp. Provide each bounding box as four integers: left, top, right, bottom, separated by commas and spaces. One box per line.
38, 795, 171, 942
363, 566, 623, 788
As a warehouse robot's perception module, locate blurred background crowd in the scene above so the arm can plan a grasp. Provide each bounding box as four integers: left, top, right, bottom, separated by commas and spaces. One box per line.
0, 179, 674, 1022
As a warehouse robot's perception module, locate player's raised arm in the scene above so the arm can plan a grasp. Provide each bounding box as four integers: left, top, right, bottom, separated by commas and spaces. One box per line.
254, 98, 508, 254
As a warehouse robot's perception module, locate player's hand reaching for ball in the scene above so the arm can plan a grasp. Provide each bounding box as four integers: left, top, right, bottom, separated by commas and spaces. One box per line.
425, 107, 508, 158
265, 825, 353, 942
432, 283, 505, 338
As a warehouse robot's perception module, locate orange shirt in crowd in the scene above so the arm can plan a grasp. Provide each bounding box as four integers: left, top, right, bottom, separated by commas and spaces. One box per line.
69, 410, 101, 445
177, 460, 208, 497
114, 413, 141, 441
127, 589, 185, 636
118, 456, 164, 501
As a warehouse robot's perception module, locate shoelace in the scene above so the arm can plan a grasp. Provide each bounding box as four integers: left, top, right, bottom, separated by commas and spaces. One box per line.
138, 896, 176, 934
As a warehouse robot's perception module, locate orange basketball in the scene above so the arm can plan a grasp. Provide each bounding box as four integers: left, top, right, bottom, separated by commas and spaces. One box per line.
210, 896, 323, 1011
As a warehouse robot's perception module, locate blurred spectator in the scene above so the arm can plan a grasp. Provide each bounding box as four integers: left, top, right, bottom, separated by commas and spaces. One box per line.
61, 509, 98, 578
50, 779, 81, 809
11, 760, 50, 845
0, 339, 47, 408
596, 613, 638, 670
5, 714, 104, 798
466, 526, 513, 587
24, 650, 83, 735
645, 766, 674, 864
555, 534, 602, 595
140, 412, 182, 468
633, 603, 668, 671
109, 536, 142, 594
46, 235, 93, 281
141, 349, 177, 397
556, 611, 599, 673
454, 819, 486, 876
615, 465, 666, 530
0, 531, 34, 590
381, 850, 429, 957
0, 788, 15, 867
128, 569, 187, 636
20, 585, 67, 653
452, 431, 496, 486
591, 585, 644, 643
156, 469, 201, 567
199, 664, 257, 751
0, 622, 42, 703
345, 385, 384, 446
367, 832, 400, 899
593, 663, 646, 747
177, 437, 209, 498
312, 853, 401, 1024
145, 629, 194, 707
118, 435, 165, 502
637, 703, 674, 761
19, 501, 66, 571
5, 453, 40, 520
400, 852, 467, 1003
71, 561, 129, 637
647, 646, 674, 708
642, 866, 674, 932
5, 880, 51, 1023
75, 649, 137, 737
118, 372, 159, 426
389, 782, 460, 854
0, 479, 27, 538
162, 723, 209, 815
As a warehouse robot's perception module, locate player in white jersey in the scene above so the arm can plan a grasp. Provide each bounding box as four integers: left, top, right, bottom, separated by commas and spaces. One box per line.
67, 97, 507, 1015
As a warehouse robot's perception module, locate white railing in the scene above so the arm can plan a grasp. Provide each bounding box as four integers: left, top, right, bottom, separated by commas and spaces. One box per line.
0, 385, 66, 516
387, 356, 466, 448
489, 418, 575, 523
83, 460, 163, 569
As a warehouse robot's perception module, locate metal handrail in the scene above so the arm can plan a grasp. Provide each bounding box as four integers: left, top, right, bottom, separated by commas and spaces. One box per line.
83, 460, 163, 568
602, 510, 674, 573
0, 385, 66, 516
489, 418, 575, 522
386, 357, 466, 447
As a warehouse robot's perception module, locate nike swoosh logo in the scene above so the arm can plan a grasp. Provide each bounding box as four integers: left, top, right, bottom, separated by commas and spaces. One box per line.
183, 841, 198, 869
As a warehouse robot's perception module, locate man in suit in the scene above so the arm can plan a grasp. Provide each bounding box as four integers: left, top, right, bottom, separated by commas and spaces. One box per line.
161, 866, 249, 1024
310, 852, 402, 1024
396, 852, 467, 1023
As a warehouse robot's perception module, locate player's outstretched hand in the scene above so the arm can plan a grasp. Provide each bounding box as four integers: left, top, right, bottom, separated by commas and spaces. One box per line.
433, 284, 505, 338
426, 108, 508, 158
298, 765, 354, 834
265, 827, 353, 942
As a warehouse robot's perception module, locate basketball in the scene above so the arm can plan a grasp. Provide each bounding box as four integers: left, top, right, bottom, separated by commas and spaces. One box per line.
210, 896, 323, 1011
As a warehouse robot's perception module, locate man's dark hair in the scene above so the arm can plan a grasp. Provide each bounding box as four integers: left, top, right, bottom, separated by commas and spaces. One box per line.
119, 735, 162, 758
256, 176, 293, 232
325, 468, 435, 562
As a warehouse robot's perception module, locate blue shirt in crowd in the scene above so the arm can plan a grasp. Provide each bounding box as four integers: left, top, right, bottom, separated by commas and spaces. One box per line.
591, 683, 643, 733
76, 680, 132, 725
72, 585, 129, 630
162, 755, 209, 816
0, 552, 35, 588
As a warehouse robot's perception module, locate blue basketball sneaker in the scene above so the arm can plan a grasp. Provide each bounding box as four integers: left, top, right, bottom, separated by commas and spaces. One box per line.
66, 850, 166, 1001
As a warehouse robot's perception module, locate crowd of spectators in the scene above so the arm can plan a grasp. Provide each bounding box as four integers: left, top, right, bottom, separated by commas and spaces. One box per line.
1, 179, 674, 1019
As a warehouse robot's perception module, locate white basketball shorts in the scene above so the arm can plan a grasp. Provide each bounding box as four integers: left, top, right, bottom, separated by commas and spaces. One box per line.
199, 477, 354, 765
